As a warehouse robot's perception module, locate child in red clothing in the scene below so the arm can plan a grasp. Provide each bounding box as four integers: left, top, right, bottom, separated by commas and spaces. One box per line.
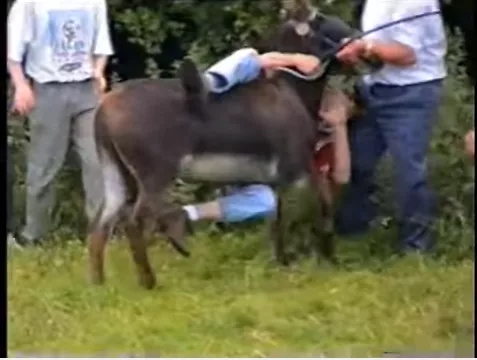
314, 86, 355, 186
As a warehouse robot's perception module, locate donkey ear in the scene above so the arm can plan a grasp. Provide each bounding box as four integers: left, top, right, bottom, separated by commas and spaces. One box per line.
293, 0, 313, 14
294, 0, 312, 8
284, 0, 315, 22
281, 0, 295, 10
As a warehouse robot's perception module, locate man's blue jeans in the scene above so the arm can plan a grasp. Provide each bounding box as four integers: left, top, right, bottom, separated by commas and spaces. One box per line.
335, 79, 443, 251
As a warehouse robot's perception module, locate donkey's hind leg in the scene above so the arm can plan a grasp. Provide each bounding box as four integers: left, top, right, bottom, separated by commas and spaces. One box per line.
87, 227, 110, 285
124, 209, 156, 289
124, 201, 190, 289
87, 154, 127, 285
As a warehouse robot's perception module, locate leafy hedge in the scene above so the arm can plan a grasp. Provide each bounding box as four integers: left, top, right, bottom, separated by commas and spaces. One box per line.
105, 0, 354, 81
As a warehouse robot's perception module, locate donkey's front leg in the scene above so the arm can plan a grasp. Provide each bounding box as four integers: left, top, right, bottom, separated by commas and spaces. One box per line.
314, 172, 339, 264
268, 193, 291, 266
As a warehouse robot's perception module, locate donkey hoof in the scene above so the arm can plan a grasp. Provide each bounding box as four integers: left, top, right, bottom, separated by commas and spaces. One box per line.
316, 254, 339, 267
160, 209, 191, 258
271, 254, 291, 267
167, 236, 190, 258
88, 272, 105, 286
139, 273, 157, 290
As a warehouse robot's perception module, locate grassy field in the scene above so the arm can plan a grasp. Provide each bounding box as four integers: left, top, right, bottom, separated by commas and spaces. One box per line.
7, 226, 474, 357
6, 26, 475, 358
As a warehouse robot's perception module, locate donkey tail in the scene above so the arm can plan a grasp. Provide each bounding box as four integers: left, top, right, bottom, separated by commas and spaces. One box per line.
179, 58, 208, 121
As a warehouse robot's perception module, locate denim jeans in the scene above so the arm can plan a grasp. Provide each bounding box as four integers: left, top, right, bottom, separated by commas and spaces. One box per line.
218, 185, 277, 223
335, 79, 444, 251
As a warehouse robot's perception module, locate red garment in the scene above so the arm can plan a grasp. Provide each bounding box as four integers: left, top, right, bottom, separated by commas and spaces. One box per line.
312, 139, 341, 194
313, 140, 334, 176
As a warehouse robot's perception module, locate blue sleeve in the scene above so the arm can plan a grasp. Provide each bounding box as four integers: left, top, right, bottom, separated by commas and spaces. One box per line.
205, 48, 262, 93
234, 53, 263, 83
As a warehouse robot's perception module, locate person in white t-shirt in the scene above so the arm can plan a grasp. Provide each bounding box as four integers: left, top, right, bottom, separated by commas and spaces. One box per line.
7, 0, 114, 247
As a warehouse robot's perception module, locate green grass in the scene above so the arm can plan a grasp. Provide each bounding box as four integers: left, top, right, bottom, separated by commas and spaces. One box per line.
8, 227, 474, 357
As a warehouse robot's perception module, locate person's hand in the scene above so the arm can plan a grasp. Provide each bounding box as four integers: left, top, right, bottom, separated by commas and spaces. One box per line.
465, 129, 474, 159
336, 38, 367, 66
292, 53, 321, 74
12, 81, 35, 116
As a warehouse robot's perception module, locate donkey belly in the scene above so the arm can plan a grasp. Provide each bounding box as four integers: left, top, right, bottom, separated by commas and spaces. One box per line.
178, 154, 279, 184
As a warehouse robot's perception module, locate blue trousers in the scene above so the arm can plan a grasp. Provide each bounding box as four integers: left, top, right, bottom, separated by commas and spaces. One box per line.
335, 79, 443, 251
218, 185, 277, 223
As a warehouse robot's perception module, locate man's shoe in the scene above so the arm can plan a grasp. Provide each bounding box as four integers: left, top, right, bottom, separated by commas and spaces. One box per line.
160, 209, 192, 257
7, 233, 24, 251
8, 232, 42, 249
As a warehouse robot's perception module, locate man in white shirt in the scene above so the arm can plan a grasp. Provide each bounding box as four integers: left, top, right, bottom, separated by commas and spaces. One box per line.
7, 0, 114, 246
334, 0, 447, 252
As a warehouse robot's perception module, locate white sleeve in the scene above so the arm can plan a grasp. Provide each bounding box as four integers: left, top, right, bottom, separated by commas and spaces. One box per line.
93, 0, 114, 56
7, 0, 33, 62
388, 1, 441, 51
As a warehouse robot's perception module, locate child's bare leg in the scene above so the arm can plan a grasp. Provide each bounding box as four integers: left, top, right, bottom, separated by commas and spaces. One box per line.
183, 201, 222, 221
319, 87, 355, 184
331, 125, 351, 184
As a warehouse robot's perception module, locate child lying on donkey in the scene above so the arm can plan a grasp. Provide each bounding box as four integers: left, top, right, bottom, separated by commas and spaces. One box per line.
163, 48, 356, 253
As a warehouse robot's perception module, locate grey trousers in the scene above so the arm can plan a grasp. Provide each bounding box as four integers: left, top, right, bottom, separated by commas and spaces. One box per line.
22, 80, 103, 241
7, 142, 14, 233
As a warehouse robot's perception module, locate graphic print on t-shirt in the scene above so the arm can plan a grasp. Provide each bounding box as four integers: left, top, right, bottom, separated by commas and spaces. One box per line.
46, 9, 92, 74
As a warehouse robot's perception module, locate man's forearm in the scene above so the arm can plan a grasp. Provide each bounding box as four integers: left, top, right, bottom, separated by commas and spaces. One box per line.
259, 52, 320, 74
93, 55, 109, 76
365, 40, 416, 67
8, 60, 29, 89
